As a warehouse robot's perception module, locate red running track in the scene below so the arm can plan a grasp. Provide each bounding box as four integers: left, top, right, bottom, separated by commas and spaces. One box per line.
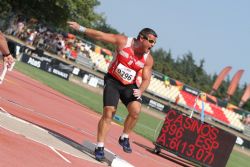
0, 69, 194, 167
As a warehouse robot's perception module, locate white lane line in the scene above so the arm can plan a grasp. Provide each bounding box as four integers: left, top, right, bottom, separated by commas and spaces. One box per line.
49, 146, 71, 163
0, 124, 84, 162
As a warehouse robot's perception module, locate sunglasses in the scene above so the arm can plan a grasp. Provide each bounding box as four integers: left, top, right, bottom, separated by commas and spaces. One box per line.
141, 35, 156, 44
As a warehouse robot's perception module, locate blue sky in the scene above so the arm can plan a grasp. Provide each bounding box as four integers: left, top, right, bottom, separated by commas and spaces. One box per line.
95, 0, 250, 87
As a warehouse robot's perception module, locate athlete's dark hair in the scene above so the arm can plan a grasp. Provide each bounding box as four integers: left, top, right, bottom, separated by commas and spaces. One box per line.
137, 28, 158, 39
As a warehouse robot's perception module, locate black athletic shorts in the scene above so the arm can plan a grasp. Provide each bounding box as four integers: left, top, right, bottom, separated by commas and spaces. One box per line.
103, 73, 142, 107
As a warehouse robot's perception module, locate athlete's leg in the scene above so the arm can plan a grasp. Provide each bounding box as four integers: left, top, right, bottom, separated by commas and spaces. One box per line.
120, 83, 142, 135
96, 107, 116, 161
118, 101, 141, 153
97, 106, 116, 143
123, 101, 141, 134
119, 84, 142, 153
95, 75, 120, 160
96, 74, 120, 144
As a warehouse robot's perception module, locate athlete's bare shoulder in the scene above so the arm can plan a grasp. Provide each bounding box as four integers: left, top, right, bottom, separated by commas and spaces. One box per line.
115, 35, 128, 50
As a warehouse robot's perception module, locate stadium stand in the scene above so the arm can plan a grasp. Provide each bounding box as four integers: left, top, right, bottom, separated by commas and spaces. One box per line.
89, 51, 108, 72
222, 107, 245, 131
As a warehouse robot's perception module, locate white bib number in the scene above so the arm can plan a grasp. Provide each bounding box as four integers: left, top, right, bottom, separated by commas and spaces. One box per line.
115, 63, 136, 83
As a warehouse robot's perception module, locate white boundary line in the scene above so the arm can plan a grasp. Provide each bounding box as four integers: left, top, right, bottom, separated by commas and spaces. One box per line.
0, 63, 8, 84
0, 109, 86, 163
0, 123, 69, 164
0, 62, 15, 84
0, 123, 76, 163
49, 146, 71, 163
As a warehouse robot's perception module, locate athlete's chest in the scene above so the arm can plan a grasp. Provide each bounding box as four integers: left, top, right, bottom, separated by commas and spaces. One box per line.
116, 48, 145, 71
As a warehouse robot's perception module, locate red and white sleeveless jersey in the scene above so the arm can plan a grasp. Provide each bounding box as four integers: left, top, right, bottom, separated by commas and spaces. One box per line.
108, 37, 149, 85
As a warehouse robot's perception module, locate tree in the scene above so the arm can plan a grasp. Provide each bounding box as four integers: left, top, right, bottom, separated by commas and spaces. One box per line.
151, 48, 174, 75
0, 0, 102, 27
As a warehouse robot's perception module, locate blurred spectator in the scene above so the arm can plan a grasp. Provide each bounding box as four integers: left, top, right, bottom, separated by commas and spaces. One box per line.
64, 46, 71, 59
4, 17, 95, 65
35, 33, 45, 49
56, 36, 65, 57
104, 55, 112, 67
5, 17, 17, 35
84, 43, 91, 52
70, 46, 77, 60
93, 57, 102, 70
243, 114, 250, 126
16, 20, 25, 38
164, 75, 170, 87
26, 30, 37, 45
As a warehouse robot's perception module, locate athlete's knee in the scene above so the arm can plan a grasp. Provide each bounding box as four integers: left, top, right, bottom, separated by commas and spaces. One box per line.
102, 107, 116, 123
129, 110, 140, 120
127, 102, 141, 119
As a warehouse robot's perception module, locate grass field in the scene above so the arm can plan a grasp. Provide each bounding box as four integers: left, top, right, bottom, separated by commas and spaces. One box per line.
14, 61, 249, 167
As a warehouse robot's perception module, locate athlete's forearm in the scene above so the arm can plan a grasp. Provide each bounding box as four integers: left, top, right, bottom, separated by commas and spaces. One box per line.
139, 79, 150, 94
139, 62, 153, 93
0, 32, 11, 56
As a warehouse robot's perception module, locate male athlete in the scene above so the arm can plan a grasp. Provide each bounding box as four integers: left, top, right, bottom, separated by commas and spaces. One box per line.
68, 21, 157, 161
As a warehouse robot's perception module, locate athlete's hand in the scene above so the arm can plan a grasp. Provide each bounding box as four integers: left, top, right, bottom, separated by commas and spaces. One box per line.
67, 21, 80, 31
133, 89, 142, 99
3, 54, 14, 67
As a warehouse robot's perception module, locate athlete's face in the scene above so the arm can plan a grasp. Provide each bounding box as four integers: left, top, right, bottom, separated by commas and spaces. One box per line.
140, 34, 157, 53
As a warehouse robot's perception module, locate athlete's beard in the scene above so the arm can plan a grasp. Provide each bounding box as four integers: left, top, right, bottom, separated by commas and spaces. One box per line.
133, 40, 149, 54
133, 46, 145, 55
134, 50, 145, 56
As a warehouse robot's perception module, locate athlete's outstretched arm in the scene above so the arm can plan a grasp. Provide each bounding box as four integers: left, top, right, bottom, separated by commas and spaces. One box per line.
67, 21, 126, 47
